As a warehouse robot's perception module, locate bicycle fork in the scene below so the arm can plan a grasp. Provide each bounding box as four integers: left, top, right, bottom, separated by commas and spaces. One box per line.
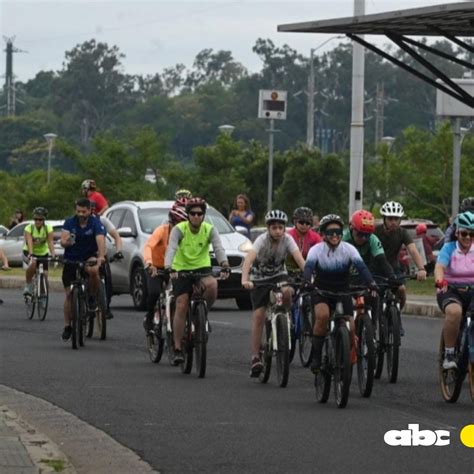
270, 291, 291, 351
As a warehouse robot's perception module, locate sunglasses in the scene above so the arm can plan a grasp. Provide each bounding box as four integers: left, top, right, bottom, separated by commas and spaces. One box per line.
458, 230, 474, 238
189, 211, 204, 217
355, 230, 370, 239
297, 220, 312, 226
324, 228, 343, 237
34, 218, 45, 222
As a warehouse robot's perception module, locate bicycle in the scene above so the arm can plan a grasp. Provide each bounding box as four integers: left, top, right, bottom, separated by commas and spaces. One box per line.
373, 275, 410, 383
24, 256, 58, 321
176, 268, 227, 378
310, 287, 361, 409
439, 284, 474, 403
253, 280, 292, 388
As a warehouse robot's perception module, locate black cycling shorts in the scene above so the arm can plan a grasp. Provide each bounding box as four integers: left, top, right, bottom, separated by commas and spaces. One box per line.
23, 251, 50, 271
250, 275, 288, 311
172, 267, 212, 298
437, 287, 474, 313
311, 292, 353, 316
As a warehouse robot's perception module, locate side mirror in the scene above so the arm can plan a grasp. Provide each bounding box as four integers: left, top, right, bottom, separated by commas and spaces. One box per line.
234, 225, 249, 236
117, 226, 136, 238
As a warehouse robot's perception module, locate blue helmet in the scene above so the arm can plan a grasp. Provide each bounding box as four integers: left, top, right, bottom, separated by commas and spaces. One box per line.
455, 211, 474, 230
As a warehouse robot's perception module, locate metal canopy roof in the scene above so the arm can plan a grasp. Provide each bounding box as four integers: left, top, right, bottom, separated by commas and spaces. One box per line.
278, 3, 474, 108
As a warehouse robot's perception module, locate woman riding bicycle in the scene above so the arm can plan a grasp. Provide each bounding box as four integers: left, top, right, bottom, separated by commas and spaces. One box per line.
435, 211, 474, 370
303, 214, 377, 374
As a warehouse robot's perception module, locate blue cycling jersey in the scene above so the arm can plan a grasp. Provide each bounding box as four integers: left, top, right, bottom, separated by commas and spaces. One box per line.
63, 215, 105, 262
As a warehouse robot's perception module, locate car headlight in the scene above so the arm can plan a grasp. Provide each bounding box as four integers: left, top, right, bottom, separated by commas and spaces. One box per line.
238, 240, 253, 252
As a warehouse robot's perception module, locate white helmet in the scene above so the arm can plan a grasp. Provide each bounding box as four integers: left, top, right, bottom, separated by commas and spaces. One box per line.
380, 201, 404, 217
265, 209, 288, 225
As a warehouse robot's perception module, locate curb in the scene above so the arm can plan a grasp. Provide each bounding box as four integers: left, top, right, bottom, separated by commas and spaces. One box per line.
404, 302, 442, 318
0, 275, 64, 292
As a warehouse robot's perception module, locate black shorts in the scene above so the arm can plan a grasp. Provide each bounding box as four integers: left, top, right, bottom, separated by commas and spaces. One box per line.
23, 251, 49, 270
172, 267, 212, 298
61, 257, 97, 288
250, 275, 288, 310
437, 287, 474, 313
311, 292, 353, 316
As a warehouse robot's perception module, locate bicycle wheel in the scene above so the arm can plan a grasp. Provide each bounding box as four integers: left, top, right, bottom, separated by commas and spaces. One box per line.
71, 287, 80, 350
37, 273, 49, 321
356, 313, 376, 397
275, 313, 290, 387
259, 319, 272, 384
96, 282, 107, 340
314, 337, 331, 403
439, 333, 465, 403
374, 298, 385, 379
334, 325, 352, 408
25, 293, 35, 320
194, 303, 208, 378
181, 314, 193, 374
299, 300, 313, 367
386, 306, 401, 383
469, 361, 474, 401
147, 306, 164, 363
289, 319, 297, 364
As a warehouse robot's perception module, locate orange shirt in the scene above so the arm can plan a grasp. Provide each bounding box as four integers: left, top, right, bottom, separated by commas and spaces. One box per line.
143, 223, 171, 268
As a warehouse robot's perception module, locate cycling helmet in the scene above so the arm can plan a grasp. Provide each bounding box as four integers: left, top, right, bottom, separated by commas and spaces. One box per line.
455, 211, 474, 230
265, 210, 288, 225
169, 203, 188, 224
175, 188, 193, 200
380, 201, 404, 217
416, 223, 427, 235
350, 209, 375, 233
185, 197, 207, 213
319, 214, 344, 232
33, 206, 48, 218
81, 179, 96, 191
293, 206, 313, 222
460, 197, 474, 212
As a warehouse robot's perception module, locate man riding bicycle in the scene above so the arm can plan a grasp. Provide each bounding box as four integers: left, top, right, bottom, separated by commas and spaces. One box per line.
23, 207, 57, 296
435, 211, 474, 370
304, 214, 377, 374
164, 197, 230, 365
60, 198, 106, 341
241, 210, 305, 377
143, 200, 188, 333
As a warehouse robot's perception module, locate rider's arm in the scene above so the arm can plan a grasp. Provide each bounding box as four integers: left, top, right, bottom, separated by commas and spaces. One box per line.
348, 243, 376, 286
241, 249, 257, 284
291, 248, 305, 272
406, 242, 427, 273
24, 227, 33, 255
209, 227, 229, 267
60, 229, 72, 248
143, 225, 165, 268
373, 254, 396, 279
0, 249, 9, 268
303, 245, 319, 281
47, 228, 56, 257
164, 226, 183, 269
434, 262, 446, 282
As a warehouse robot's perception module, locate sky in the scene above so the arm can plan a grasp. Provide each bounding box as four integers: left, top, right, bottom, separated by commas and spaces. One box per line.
0, 0, 466, 82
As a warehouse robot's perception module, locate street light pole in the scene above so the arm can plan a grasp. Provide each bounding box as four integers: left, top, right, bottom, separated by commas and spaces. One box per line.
380, 136, 395, 200
451, 120, 470, 217
43, 133, 58, 185
267, 119, 276, 212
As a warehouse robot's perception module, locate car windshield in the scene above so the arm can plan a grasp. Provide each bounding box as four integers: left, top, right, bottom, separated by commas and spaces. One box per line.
138, 206, 234, 235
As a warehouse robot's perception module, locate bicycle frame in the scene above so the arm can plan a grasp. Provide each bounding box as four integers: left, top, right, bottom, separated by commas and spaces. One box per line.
267, 287, 292, 352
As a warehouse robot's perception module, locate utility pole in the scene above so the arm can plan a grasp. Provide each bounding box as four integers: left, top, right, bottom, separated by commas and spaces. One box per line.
374, 82, 385, 146
2, 36, 25, 116
307, 49, 315, 148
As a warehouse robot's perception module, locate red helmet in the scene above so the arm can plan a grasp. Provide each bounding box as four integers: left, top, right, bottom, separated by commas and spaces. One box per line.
169, 203, 188, 224
185, 197, 207, 213
351, 209, 375, 233
416, 223, 427, 235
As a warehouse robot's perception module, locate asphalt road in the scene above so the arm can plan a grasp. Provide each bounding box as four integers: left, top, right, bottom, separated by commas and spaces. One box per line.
0, 288, 472, 473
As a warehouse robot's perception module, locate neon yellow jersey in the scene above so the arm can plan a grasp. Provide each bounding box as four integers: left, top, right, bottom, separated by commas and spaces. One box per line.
23, 223, 53, 256
172, 221, 213, 271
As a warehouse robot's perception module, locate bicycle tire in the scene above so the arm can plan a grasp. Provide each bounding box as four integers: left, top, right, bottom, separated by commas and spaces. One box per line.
147, 306, 164, 363
289, 320, 297, 364
194, 302, 208, 378
334, 325, 351, 408
386, 305, 401, 383
25, 293, 35, 320
356, 313, 376, 397
97, 282, 107, 340
314, 337, 331, 403
259, 319, 272, 384
469, 361, 474, 401
71, 287, 80, 350
374, 298, 384, 379
181, 314, 193, 374
439, 333, 465, 403
37, 273, 49, 321
299, 301, 313, 367
275, 313, 290, 387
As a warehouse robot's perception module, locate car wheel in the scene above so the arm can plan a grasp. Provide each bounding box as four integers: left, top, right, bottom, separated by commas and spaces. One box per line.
131, 265, 147, 310
236, 294, 252, 311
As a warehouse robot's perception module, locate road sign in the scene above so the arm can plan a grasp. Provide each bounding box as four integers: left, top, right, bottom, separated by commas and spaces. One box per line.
258, 90, 287, 120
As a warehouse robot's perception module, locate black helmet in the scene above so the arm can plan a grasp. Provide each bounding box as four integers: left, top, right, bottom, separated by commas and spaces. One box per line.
33, 207, 48, 218
293, 206, 313, 222
460, 197, 474, 213
319, 214, 344, 232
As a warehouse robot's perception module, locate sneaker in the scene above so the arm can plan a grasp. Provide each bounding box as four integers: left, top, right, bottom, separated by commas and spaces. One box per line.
172, 349, 184, 366
442, 353, 457, 370
87, 296, 98, 312
250, 356, 263, 377
23, 283, 33, 295
106, 310, 114, 320
62, 326, 72, 341
310, 357, 321, 375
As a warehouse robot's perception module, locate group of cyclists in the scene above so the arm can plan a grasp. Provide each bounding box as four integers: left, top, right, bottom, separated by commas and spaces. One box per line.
14, 180, 474, 382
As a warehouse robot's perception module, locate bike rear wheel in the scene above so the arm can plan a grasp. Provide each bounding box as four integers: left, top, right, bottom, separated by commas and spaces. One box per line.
299, 300, 313, 367
147, 307, 164, 363
386, 305, 400, 383
373, 298, 384, 379
439, 333, 465, 403
181, 314, 193, 374
25, 279, 36, 320
37, 274, 49, 321
357, 313, 376, 397
334, 325, 351, 408
194, 303, 208, 378
314, 337, 331, 403
96, 282, 107, 340
71, 288, 81, 349
259, 319, 272, 384
275, 313, 290, 387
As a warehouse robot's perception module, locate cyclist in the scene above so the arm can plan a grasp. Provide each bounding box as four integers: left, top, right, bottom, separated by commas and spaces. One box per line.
445, 196, 474, 242
23, 207, 57, 296
60, 198, 106, 341
174, 188, 193, 200
287, 206, 321, 271
435, 211, 474, 369
241, 210, 305, 377
164, 197, 230, 365
81, 179, 109, 216
142, 201, 188, 333
304, 214, 377, 374
375, 201, 427, 334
